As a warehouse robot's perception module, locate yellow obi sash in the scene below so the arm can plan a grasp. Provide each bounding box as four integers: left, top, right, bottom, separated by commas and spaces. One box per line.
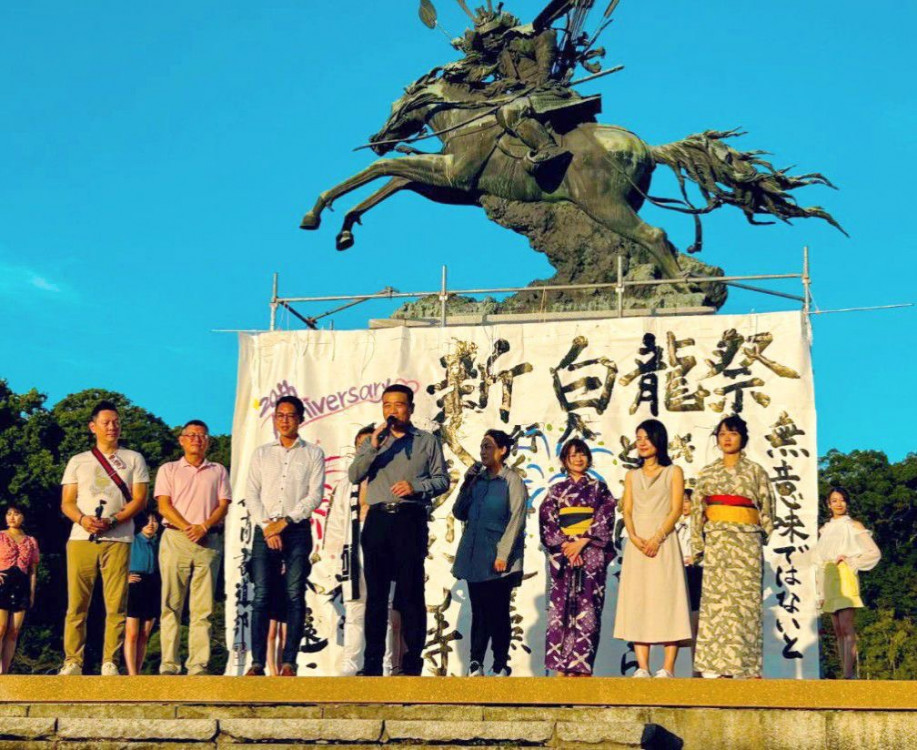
559, 506, 593, 537
704, 494, 760, 525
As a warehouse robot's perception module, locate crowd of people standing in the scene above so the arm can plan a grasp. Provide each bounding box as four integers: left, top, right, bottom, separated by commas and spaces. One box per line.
0, 386, 881, 678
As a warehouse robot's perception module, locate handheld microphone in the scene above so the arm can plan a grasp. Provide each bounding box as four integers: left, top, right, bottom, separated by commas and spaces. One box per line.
377, 415, 398, 443
468, 461, 485, 480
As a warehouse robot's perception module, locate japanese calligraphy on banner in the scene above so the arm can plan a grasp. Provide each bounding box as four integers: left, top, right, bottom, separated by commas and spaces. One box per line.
225, 311, 818, 678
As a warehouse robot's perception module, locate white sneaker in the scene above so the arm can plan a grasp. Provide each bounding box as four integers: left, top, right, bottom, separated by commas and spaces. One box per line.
468, 661, 485, 677
59, 661, 82, 676
632, 668, 652, 678
491, 666, 512, 677
654, 669, 674, 678
100, 661, 119, 676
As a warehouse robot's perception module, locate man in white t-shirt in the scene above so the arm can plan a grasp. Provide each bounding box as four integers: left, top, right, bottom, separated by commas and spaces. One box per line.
59, 400, 149, 675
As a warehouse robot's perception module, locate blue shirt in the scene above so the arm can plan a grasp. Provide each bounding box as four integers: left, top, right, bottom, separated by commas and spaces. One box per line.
129, 532, 159, 574
348, 425, 449, 506
452, 466, 528, 583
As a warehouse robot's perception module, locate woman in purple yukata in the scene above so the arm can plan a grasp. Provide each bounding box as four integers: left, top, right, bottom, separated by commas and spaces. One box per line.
539, 438, 616, 676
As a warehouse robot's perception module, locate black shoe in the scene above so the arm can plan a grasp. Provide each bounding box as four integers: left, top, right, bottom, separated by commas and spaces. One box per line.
468, 660, 484, 677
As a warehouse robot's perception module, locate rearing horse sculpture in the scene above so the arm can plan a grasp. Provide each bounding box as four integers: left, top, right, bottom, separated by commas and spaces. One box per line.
300, 70, 842, 280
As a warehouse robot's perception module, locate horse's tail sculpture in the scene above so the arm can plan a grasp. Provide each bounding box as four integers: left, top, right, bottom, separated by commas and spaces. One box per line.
650, 128, 847, 236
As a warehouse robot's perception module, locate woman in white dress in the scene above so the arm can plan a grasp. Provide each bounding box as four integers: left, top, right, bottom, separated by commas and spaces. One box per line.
614, 419, 692, 678
814, 487, 881, 679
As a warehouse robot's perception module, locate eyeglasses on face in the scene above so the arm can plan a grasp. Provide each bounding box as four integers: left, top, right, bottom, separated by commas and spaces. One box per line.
181, 433, 209, 441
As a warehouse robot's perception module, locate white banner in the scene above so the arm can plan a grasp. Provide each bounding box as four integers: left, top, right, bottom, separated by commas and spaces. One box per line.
226, 311, 818, 678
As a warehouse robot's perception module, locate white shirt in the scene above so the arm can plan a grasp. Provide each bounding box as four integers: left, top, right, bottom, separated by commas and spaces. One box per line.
62, 448, 150, 543
245, 438, 325, 527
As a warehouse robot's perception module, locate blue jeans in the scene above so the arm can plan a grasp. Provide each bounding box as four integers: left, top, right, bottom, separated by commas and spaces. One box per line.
250, 522, 312, 668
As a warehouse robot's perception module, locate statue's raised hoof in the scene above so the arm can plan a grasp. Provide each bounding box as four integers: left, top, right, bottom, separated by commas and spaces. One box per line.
300, 212, 321, 230
336, 231, 354, 251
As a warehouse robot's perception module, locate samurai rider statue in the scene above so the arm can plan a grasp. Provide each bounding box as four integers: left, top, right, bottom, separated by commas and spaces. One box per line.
443, 1, 601, 173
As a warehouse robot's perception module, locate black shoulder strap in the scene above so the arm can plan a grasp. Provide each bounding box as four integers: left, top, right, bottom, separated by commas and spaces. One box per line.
91, 448, 133, 505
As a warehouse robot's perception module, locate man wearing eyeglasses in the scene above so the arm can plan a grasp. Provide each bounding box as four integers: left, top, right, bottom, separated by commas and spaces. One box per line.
155, 419, 231, 675
244, 395, 325, 676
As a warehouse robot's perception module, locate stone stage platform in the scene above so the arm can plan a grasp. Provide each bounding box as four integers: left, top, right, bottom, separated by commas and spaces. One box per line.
0, 677, 913, 749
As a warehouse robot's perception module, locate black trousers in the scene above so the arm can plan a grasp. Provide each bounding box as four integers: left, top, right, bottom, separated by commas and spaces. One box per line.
468, 576, 514, 670
361, 504, 428, 675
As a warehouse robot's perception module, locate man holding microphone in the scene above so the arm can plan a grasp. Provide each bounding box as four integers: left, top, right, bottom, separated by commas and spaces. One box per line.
348, 384, 448, 676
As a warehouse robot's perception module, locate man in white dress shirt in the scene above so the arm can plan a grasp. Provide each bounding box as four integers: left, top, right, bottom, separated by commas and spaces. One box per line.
244, 396, 325, 676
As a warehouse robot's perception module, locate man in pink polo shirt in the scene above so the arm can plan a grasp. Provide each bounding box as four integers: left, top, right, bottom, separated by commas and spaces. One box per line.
155, 419, 231, 675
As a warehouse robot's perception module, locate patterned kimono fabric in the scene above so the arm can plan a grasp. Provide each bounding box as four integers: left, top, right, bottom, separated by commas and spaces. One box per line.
691, 453, 775, 677
539, 476, 616, 675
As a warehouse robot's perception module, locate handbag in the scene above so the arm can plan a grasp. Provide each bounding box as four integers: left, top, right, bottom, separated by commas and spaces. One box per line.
836, 560, 861, 601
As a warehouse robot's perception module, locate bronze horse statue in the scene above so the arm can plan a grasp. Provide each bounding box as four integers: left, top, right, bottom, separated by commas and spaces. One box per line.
300, 69, 842, 280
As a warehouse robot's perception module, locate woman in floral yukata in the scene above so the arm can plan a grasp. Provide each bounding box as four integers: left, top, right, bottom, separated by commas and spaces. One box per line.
691, 415, 775, 678
539, 438, 616, 677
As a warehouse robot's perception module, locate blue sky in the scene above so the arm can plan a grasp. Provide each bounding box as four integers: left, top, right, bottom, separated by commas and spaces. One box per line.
1, 0, 914, 459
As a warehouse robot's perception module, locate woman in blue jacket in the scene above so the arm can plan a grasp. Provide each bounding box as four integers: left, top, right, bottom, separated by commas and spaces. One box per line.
452, 429, 528, 677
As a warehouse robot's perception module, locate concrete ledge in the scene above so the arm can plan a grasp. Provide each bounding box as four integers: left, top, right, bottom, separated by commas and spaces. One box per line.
177, 704, 322, 719
28, 703, 176, 718
2, 676, 913, 711
220, 718, 383, 743
556, 721, 646, 746
484, 706, 646, 723
0, 718, 55, 739
385, 719, 554, 743
324, 704, 484, 720
826, 711, 917, 747
56, 718, 217, 741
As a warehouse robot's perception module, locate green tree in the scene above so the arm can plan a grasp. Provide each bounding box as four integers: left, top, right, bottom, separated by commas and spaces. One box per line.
858, 609, 917, 680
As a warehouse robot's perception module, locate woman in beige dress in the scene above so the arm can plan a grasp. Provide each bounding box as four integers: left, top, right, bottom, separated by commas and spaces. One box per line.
614, 419, 692, 678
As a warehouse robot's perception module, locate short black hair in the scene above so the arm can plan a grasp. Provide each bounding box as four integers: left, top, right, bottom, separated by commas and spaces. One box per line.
826, 486, 852, 513
182, 419, 209, 434
560, 438, 592, 471
484, 429, 514, 459
4, 504, 26, 519
355, 424, 375, 445
636, 419, 673, 467
275, 395, 305, 421
90, 400, 119, 421
134, 511, 160, 533
714, 415, 749, 449
382, 383, 414, 405
684, 488, 694, 499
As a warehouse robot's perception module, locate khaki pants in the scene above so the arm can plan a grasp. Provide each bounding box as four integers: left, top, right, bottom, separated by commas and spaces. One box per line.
159, 528, 222, 674
64, 540, 130, 666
